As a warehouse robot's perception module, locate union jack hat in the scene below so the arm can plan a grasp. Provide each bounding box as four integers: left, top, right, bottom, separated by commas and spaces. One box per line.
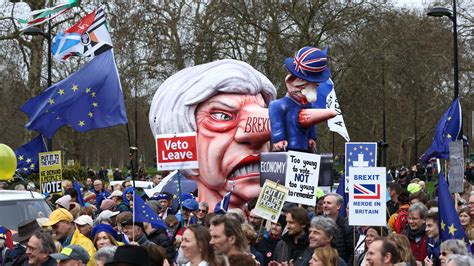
284, 46, 331, 83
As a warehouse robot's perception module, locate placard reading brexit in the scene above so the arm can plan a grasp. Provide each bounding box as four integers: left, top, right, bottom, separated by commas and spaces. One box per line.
39, 151, 63, 194
348, 167, 386, 226
156, 132, 198, 170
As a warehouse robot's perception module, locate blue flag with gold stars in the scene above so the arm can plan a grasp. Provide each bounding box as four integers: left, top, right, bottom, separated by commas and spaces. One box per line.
133, 191, 168, 230
438, 172, 470, 246
344, 142, 377, 192
21, 49, 127, 138
420, 98, 461, 163
14, 135, 47, 174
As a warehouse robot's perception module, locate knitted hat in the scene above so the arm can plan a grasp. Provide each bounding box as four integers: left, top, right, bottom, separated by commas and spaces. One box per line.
100, 199, 115, 211
83, 191, 96, 203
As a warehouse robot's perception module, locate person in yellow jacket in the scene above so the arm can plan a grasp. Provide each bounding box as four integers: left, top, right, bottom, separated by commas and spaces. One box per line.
43, 208, 96, 266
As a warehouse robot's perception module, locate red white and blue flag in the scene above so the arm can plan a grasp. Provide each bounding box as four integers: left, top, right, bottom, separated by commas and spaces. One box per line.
354, 184, 380, 199
52, 7, 112, 62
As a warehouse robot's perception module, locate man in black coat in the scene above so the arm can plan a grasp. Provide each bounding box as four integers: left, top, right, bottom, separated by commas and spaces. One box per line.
146, 226, 175, 264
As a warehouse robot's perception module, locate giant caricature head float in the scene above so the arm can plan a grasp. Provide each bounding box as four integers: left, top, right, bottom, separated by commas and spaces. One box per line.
149, 59, 276, 210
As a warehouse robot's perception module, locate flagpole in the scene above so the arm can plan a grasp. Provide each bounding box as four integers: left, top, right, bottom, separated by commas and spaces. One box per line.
177, 170, 184, 231
132, 190, 135, 242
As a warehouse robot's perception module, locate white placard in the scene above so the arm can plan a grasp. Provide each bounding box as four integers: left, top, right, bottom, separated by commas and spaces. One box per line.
285, 151, 321, 206
348, 167, 386, 226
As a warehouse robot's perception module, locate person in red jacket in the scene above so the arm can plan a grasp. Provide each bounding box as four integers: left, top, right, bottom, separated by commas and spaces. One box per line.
402, 202, 428, 262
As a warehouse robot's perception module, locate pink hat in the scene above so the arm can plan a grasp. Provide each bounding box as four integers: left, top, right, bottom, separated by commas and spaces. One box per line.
100, 199, 115, 211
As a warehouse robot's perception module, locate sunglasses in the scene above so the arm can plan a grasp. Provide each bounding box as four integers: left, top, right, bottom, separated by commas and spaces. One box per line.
197, 209, 207, 213
441, 251, 451, 256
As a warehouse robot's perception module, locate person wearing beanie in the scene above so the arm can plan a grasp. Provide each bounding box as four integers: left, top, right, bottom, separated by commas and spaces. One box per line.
100, 199, 115, 212
55, 195, 71, 210
43, 208, 96, 266
256, 214, 287, 266
83, 191, 96, 205
91, 224, 121, 250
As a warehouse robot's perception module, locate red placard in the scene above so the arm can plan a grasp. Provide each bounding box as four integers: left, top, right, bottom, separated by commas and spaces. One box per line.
156, 132, 198, 170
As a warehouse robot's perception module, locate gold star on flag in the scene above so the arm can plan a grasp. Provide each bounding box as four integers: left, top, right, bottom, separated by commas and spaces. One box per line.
48, 98, 55, 105
91, 92, 96, 98
92, 102, 98, 108
353, 147, 357, 151
447, 134, 452, 139
88, 112, 93, 118
85, 88, 91, 93
72, 85, 78, 92
26, 158, 32, 163
23, 167, 28, 171
348, 159, 351, 162
365, 147, 368, 151
18, 155, 24, 161
448, 223, 458, 236
29, 164, 35, 169
78, 121, 85, 127
58, 89, 65, 95
349, 152, 352, 155
369, 152, 373, 156
359, 145, 363, 149
441, 220, 446, 231
447, 116, 451, 120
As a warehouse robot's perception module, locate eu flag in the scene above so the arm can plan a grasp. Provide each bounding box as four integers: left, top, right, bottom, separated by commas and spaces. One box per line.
14, 135, 47, 174
21, 49, 127, 138
344, 142, 377, 192
73, 180, 85, 206
420, 98, 461, 163
133, 191, 168, 230
214, 189, 232, 215
438, 172, 470, 246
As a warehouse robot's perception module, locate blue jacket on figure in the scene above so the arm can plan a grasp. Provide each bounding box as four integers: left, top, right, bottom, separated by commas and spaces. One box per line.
269, 94, 316, 151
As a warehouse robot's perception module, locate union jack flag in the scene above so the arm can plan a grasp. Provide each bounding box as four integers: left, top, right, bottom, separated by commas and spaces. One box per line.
354, 184, 380, 199
293, 47, 327, 74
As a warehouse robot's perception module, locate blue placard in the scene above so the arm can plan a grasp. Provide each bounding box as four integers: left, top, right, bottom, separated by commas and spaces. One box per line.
344, 142, 377, 192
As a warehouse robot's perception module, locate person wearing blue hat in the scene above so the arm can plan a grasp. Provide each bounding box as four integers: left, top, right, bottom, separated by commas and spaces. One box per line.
269, 46, 335, 152
155, 192, 174, 219
91, 224, 121, 250
175, 198, 199, 238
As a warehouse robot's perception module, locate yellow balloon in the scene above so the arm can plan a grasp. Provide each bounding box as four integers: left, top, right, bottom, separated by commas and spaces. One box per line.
0, 143, 17, 181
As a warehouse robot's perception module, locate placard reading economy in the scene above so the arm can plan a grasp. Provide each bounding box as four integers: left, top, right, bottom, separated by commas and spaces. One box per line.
39, 151, 62, 194
285, 151, 321, 206
348, 167, 386, 226
253, 180, 289, 223
156, 132, 198, 170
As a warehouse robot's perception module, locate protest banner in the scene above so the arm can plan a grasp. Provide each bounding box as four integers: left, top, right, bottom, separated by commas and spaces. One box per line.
448, 141, 464, 193
39, 151, 62, 194
260, 151, 321, 205
156, 132, 198, 170
348, 167, 386, 226
259, 152, 287, 186
344, 142, 377, 192
285, 151, 321, 205
253, 180, 288, 223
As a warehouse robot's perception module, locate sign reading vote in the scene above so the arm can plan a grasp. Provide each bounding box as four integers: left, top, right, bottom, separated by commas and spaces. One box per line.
344, 142, 377, 192
39, 151, 62, 194
156, 132, 198, 170
285, 151, 321, 205
260, 151, 321, 206
348, 167, 386, 226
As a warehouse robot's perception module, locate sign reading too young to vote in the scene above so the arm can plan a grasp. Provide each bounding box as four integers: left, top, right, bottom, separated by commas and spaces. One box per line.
348, 167, 386, 226
156, 132, 198, 170
285, 151, 321, 205
39, 151, 62, 194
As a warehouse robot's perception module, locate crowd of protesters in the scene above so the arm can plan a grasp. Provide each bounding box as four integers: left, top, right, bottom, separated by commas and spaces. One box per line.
1, 163, 474, 266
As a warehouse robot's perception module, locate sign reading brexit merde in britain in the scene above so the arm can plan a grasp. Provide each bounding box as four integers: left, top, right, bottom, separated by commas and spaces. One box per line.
39, 151, 62, 194
345, 142, 377, 192
156, 132, 198, 170
253, 180, 289, 223
348, 167, 386, 226
260, 151, 321, 206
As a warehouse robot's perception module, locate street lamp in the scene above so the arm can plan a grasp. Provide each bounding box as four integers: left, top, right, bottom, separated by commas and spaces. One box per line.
427, 2, 459, 101
23, 24, 53, 151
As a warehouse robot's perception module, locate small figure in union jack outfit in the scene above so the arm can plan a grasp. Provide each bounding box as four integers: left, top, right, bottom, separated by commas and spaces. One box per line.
269, 46, 336, 152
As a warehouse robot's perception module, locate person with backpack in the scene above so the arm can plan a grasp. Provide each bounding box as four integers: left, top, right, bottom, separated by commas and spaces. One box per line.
388, 190, 410, 234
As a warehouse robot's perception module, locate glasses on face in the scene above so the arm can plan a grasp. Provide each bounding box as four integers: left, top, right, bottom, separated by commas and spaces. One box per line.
197, 209, 207, 213
468, 202, 474, 205
441, 251, 452, 256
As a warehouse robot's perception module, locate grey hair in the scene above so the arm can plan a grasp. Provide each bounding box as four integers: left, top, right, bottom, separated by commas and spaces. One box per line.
94, 246, 117, 264
32, 231, 56, 254
324, 193, 344, 206
445, 254, 474, 265
408, 202, 428, 219
199, 202, 209, 211
149, 59, 276, 136
310, 216, 339, 246
440, 239, 468, 255
94, 217, 112, 226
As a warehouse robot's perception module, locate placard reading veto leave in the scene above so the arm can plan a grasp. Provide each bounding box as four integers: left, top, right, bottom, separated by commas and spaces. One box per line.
156, 132, 198, 170
285, 151, 321, 205
348, 167, 386, 226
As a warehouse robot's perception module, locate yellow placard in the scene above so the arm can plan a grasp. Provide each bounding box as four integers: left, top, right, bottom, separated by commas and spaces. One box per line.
253, 180, 289, 223
39, 151, 62, 194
